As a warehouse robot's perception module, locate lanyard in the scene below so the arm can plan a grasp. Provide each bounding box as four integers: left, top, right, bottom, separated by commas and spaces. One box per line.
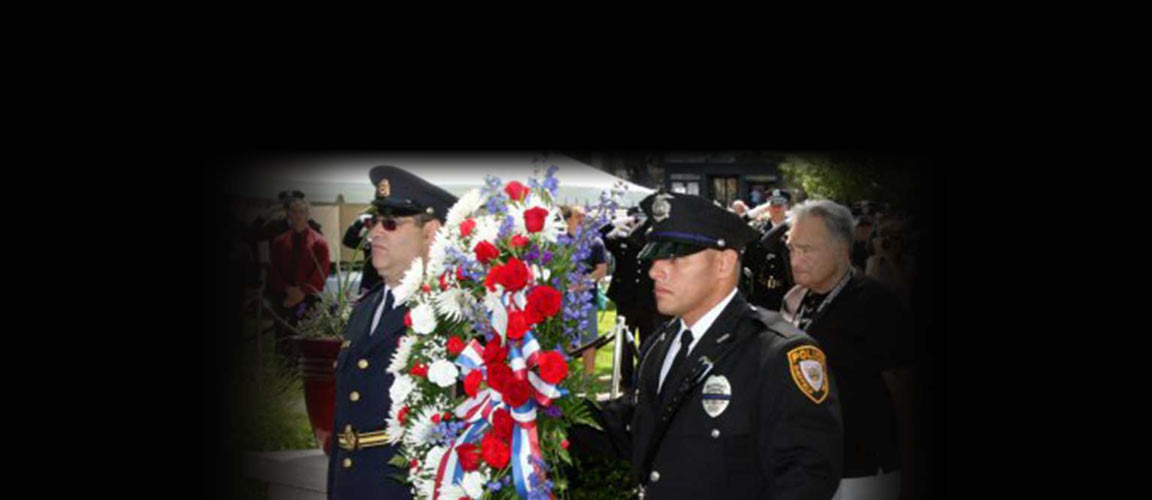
794, 267, 854, 330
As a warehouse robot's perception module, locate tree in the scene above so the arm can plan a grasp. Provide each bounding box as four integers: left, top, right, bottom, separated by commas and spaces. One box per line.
776, 152, 919, 209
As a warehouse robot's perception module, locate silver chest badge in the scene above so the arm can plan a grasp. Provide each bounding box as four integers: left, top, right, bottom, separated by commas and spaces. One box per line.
701, 374, 732, 418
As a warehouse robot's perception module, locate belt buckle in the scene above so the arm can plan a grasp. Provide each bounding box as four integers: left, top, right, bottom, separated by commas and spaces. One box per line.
340, 426, 359, 451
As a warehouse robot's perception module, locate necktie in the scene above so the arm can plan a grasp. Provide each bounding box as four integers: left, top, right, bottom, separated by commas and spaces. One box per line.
679, 329, 694, 362
370, 290, 395, 336
660, 328, 694, 395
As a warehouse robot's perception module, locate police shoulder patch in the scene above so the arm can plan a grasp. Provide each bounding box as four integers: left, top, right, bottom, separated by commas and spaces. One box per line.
787, 345, 829, 404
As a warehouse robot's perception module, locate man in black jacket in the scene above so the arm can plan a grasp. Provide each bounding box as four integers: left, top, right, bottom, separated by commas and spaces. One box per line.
582, 191, 843, 500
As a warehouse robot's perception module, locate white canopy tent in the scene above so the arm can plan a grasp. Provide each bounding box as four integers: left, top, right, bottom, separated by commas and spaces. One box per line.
229, 152, 654, 207
230, 152, 654, 264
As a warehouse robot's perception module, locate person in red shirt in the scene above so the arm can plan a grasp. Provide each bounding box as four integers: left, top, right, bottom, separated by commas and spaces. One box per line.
268, 197, 330, 364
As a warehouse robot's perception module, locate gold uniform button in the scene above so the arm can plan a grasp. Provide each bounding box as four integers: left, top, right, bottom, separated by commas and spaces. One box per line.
358, 359, 369, 369
650, 470, 660, 483
345, 424, 353, 433
350, 391, 360, 402
342, 458, 352, 468
332, 360, 338, 369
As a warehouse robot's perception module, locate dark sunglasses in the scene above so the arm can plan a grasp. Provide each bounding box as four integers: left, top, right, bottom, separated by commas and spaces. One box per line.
370, 216, 413, 231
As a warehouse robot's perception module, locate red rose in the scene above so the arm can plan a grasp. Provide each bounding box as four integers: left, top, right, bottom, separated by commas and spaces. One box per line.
506, 310, 530, 340
447, 336, 466, 356
439, 271, 449, 291
486, 362, 514, 394
398, 406, 410, 425
442, 412, 453, 421
432, 413, 441, 424
456, 443, 481, 472
537, 350, 569, 385
481, 431, 511, 469
474, 240, 500, 264
524, 207, 550, 233
482, 339, 508, 366
494, 257, 531, 292
561, 439, 569, 450
460, 218, 476, 237
421, 283, 431, 293
464, 369, 484, 397
410, 459, 419, 469
404, 310, 413, 327
504, 181, 530, 202
525, 285, 563, 324
484, 265, 501, 292
509, 234, 530, 248
492, 408, 514, 443
504, 378, 531, 408
456, 265, 467, 282
410, 363, 428, 378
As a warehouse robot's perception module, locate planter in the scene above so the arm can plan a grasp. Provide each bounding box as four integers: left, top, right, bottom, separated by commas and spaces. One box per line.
295, 336, 342, 455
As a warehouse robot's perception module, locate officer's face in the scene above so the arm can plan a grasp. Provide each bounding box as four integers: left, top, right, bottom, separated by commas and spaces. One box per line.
768, 202, 787, 219
787, 215, 848, 293
370, 215, 439, 286
649, 249, 730, 323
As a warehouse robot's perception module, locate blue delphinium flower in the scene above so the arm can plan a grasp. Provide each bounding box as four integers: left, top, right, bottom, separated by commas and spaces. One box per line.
487, 480, 502, 492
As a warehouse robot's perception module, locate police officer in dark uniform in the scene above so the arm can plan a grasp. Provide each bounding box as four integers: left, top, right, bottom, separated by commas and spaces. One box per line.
342, 166, 394, 294
581, 191, 843, 500
743, 189, 795, 311
327, 167, 457, 500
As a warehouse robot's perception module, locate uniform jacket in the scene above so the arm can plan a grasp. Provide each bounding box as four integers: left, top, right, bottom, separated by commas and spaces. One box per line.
326, 284, 412, 500
626, 291, 843, 500
743, 221, 793, 312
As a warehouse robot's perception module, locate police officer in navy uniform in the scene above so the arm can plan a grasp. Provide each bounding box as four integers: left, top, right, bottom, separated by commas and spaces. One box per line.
581, 191, 843, 500
342, 166, 395, 294
743, 188, 795, 311
327, 166, 457, 500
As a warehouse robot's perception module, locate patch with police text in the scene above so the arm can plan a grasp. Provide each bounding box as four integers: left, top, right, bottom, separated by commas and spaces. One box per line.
787, 346, 828, 404
701, 375, 732, 418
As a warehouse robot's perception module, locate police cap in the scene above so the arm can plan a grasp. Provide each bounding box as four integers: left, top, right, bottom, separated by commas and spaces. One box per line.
637, 191, 761, 261
368, 166, 458, 222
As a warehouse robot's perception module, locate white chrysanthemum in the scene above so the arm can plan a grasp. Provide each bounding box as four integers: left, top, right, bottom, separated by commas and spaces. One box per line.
403, 407, 440, 449
386, 335, 416, 374
409, 303, 438, 335
426, 227, 454, 279
393, 257, 425, 305
472, 216, 501, 246
389, 374, 417, 407
445, 188, 485, 231
427, 359, 459, 388
434, 286, 468, 323
414, 476, 436, 500
461, 471, 486, 499
385, 406, 406, 445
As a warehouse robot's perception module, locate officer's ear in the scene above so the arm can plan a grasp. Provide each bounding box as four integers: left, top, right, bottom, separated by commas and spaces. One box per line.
716, 249, 741, 279
422, 218, 442, 243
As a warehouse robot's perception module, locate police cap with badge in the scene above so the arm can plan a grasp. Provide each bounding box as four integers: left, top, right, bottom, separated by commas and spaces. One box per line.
637, 191, 762, 261
768, 188, 791, 205
367, 165, 457, 222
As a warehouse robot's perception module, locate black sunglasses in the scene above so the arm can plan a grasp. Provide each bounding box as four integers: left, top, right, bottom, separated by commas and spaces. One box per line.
370, 216, 413, 231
